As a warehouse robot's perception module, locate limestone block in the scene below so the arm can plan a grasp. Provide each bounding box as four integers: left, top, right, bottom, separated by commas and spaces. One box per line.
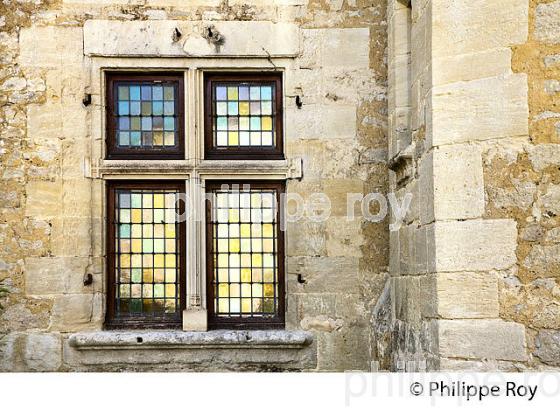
323, 179, 364, 217
183, 309, 207, 332
84, 20, 301, 57
325, 217, 363, 257
438, 319, 527, 361
535, 1, 560, 44
51, 293, 103, 331
430, 145, 485, 222
540, 184, 560, 215
430, 74, 529, 146
25, 257, 90, 295
25, 180, 63, 218
523, 245, 560, 278
432, 0, 528, 57
19, 26, 83, 69
27, 103, 63, 141
300, 28, 370, 69
437, 272, 499, 319
287, 256, 359, 294
50, 217, 92, 257
23, 333, 62, 372
432, 48, 512, 86
286, 221, 327, 257
62, 178, 92, 217
534, 330, 560, 366
285, 104, 357, 140
431, 219, 517, 272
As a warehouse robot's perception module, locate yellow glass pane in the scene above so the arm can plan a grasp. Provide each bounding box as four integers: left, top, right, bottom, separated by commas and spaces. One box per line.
263, 224, 274, 237
229, 239, 240, 253
228, 131, 239, 145
252, 239, 262, 252
264, 269, 274, 282
131, 239, 142, 253
153, 132, 163, 145
263, 239, 274, 252
165, 284, 175, 296
154, 269, 165, 283
142, 225, 153, 237
131, 224, 141, 237
164, 224, 176, 238
143, 269, 153, 282
230, 284, 240, 297
218, 284, 229, 297
262, 117, 272, 131
120, 254, 130, 268
251, 193, 261, 207
229, 209, 239, 223
153, 194, 164, 208
241, 269, 251, 282
239, 102, 249, 115
241, 253, 251, 267
165, 269, 176, 283
154, 254, 165, 267
252, 254, 262, 267
217, 254, 228, 267
227, 87, 238, 100
241, 298, 251, 313
218, 299, 229, 313
240, 224, 251, 237
142, 193, 152, 208
218, 269, 228, 282
264, 284, 274, 297
252, 268, 262, 282
131, 209, 142, 223
131, 254, 142, 267
165, 254, 176, 268
218, 240, 228, 253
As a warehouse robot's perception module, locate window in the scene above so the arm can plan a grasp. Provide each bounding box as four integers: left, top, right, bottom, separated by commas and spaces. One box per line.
206, 182, 285, 329
106, 73, 184, 159
106, 181, 186, 328
103, 69, 287, 330
204, 72, 284, 159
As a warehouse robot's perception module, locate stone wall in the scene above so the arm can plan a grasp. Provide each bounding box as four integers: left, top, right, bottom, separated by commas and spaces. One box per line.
0, 0, 389, 371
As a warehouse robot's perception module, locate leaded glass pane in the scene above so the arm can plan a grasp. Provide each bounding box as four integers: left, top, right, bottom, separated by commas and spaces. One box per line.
212, 82, 276, 148
113, 187, 182, 320
209, 186, 280, 319
114, 81, 179, 149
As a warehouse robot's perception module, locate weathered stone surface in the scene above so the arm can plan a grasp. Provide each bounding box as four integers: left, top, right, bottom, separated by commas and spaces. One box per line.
430, 75, 529, 146
19, 26, 83, 68
84, 20, 301, 57
522, 245, 560, 278
438, 319, 527, 361
535, 1, 560, 44
431, 219, 517, 272
437, 272, 499, 319
25, 257, 90, 295
23, 333, 62, 371
534, 330, 560, 366
50, 293, 103, 331
64, 330, 316, 371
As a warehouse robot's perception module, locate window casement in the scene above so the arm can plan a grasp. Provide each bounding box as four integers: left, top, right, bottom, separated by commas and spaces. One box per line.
106, 72, 185, 160
102, 69, 287, 331
204, 72, 284, 160
106, 181, 186, 329
205, 181, 285, 329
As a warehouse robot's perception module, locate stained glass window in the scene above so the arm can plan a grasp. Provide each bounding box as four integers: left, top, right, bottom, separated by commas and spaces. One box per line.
206, 182, 285, 328
108, 182, 185, 327
107, 73, 184, 159
205, 73, 283, 159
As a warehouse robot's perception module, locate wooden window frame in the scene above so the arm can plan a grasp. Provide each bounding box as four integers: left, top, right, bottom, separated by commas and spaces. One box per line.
106, 180, 187, 329
105, 72, 185, 160
204, 72, 284, 160
205, 180, 286, 330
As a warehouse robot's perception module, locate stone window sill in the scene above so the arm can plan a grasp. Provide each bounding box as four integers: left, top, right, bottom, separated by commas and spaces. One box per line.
69, 330, 313, 351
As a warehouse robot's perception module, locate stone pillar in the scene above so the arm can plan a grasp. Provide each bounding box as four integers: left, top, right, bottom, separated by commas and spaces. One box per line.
382, 0, 531, 370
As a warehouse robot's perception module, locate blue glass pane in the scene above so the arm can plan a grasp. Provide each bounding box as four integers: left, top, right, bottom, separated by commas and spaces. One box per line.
228, 102, 238, 115
152, 86, 163, 100
118, 131, 130, 145
153, 101, 163, 116
217, 117, 227, 130
250, 87, 260, 100
141, 117, 152, 131
130, 132, 141, 146
141, 86, 152, 100
239, 87, 249, 100
118, 101, 129, 115
119, 117, 130, 130
164, 117, 175, 131
164, 102, 174, 115
250, 117, 261, 130
130, 101, 141, 116
216, 86, 227, 100
130, 86, 141, 100
120, 193, 130, 207
120, 224, 131, 238
261, 86, 272, 100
